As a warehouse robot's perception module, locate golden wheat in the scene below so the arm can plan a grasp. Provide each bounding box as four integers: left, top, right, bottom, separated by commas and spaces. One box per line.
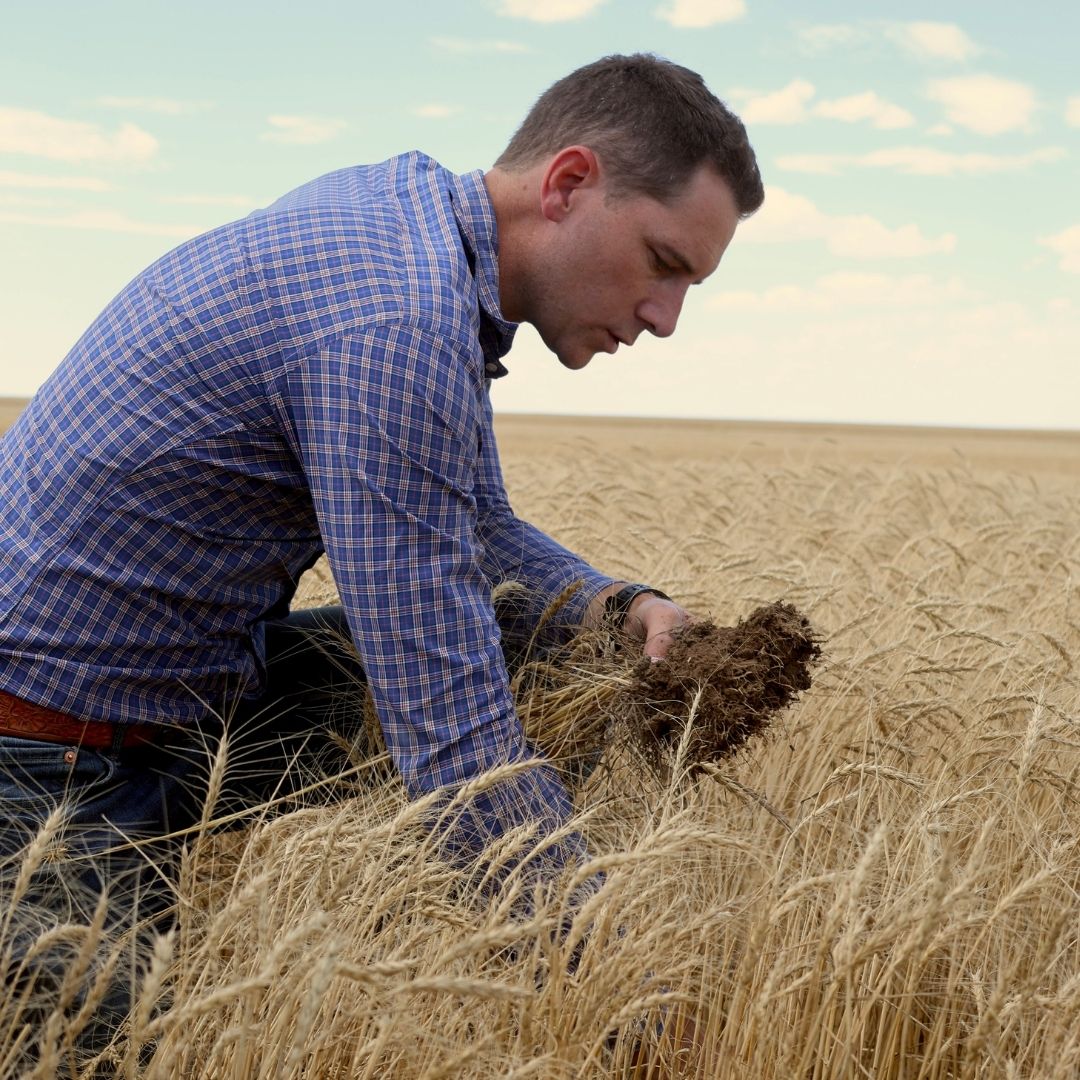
4, 430, 1080, 1077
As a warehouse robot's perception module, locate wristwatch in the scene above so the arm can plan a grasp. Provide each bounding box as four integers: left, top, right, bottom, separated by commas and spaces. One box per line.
603, 583, 672, 628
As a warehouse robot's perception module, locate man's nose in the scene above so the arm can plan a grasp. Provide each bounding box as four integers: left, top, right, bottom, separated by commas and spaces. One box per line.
638, 284, 688, 339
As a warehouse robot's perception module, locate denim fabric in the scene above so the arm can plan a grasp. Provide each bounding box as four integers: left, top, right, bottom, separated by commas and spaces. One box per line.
0, 736, 197, 907
0, 605, 368, 1070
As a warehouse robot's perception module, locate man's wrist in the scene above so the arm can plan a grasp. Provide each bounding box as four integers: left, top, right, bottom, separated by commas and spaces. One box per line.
603, 583, 672, 629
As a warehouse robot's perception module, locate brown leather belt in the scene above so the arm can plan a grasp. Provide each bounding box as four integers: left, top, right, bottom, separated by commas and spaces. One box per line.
0, 688, 158, 750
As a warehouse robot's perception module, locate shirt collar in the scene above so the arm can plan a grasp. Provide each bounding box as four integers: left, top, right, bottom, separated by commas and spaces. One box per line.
447, 168, 515, 378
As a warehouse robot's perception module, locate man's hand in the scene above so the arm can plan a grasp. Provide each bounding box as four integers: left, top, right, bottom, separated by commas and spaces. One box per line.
624, 592, 692, 661
587, 583, 692, 661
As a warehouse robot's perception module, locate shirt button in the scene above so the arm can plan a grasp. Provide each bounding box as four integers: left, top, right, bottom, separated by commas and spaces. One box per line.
64, 749, 77, 764
485, 363, 498, 374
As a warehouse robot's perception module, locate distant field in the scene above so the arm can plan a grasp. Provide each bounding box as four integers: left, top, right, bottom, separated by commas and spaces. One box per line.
0, 397, 25, 432
493, 411, 1080, 477
5, 394, 1080, 477
5, 400, 1080, 1076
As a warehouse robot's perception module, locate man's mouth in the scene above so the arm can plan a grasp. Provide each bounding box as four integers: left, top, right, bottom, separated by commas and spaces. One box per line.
604, 331, 621, 354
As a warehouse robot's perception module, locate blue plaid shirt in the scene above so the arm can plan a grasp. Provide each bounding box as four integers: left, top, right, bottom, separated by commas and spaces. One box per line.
0, 152, 613, 876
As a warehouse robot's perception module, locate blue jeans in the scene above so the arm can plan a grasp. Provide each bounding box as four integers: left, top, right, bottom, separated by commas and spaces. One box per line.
0, 606, 368, 1067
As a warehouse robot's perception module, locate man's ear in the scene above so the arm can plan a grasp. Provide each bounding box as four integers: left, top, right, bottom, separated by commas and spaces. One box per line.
538, 146, 600, 223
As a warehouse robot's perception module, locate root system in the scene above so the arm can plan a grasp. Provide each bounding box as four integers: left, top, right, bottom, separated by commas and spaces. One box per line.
624, 602, 822, 770
514, 600, 822, 781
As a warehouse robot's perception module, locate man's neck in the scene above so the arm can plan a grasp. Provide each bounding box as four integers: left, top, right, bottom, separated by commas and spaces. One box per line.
482, 166, 540, 326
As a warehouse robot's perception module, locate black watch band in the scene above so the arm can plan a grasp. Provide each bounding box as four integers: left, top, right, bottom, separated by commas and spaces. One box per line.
603, 583, 672, 627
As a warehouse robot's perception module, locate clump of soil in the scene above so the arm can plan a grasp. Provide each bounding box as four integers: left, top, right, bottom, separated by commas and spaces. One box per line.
624, 602, 821, 770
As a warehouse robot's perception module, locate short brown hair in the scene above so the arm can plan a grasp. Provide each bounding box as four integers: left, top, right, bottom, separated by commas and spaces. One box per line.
495, 53, 764, 217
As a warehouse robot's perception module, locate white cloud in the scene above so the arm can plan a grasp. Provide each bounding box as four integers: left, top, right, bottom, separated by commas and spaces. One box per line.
777, 145, 1066, 177
813, 91, 914, 130
429, 36, 529, 53
495, 0, 605, 21
710, 271, 978, 313
411, 104, 461, 119
0, 169, 112, 191
741, 186, 955, 259
0, 107, 157, 163
708, 302, 1080, 427
655, 0, 746, 28
740, 188, 823, 240
0, 192, 59, 208
798, 20, 979, 65
93, 96, 212, 115
1040, 225, 1080, 274
927, 122, 953, 136
876, 146, 1064, 175
160, 193, 258, 208
734, 83, 913, 129
1067, 97, 1080, 127
500, 292, 1080, 428
887, 21, 980, 62
735, 79, 815, 124
828, 217, 956, 259
0, 208, 201, 238
261, 115, 346, 145
926, 75, 1036, 135
797, 23, 866, 54
772, 154, 846, 175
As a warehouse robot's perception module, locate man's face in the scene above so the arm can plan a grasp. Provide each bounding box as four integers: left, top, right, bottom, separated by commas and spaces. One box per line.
527, 164, 741, 370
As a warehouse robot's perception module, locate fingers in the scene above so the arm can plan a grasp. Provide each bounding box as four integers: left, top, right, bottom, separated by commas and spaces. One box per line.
626, 596, 692, 660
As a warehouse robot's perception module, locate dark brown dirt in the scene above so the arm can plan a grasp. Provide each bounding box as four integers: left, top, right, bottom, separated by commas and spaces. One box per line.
624, 602, 822, 769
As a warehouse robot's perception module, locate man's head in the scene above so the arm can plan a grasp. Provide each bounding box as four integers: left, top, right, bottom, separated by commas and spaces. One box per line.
487, 54, 762, 370
494, 53, 763, 216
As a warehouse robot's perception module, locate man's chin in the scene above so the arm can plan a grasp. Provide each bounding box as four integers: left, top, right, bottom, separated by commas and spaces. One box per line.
537, 326, 594, 370
557, 347, 594, 371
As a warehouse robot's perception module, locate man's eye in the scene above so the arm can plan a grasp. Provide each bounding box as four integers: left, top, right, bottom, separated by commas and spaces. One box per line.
651, 250, 673, 274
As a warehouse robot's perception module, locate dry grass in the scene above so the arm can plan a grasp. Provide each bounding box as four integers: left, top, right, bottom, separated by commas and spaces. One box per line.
4, 421, 1080, 1077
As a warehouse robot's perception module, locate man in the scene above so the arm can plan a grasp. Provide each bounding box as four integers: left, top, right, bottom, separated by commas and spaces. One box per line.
0, 53, 762, 1057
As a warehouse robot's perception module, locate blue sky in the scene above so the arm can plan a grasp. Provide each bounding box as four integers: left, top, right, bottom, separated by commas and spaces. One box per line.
2, 0, 1077, 427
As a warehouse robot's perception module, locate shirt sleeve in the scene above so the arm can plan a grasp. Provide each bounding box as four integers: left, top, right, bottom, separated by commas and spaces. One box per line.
472, 385, 615, 649
281, 325, 587, 887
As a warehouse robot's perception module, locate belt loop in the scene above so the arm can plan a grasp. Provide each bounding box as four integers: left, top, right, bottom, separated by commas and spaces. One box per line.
110, 722, 126, 755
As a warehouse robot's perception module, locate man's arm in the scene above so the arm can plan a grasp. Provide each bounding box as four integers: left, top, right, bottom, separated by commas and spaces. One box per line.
281, 326, 586, 889
472, 388, 691, 658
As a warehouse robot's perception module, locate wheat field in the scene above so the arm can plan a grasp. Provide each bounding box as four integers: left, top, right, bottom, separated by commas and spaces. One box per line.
3, 412, 1080, 1078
